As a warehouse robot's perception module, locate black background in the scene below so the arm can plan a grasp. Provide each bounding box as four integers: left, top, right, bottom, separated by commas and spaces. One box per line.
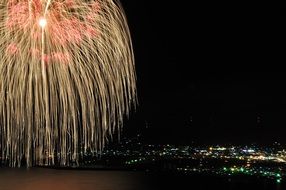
119, 1, 286, 144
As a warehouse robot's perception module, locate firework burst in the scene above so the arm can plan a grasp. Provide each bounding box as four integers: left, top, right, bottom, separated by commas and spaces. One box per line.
0, 0, 136, 167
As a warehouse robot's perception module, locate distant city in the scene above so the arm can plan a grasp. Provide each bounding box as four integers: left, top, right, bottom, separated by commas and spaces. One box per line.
80, 135, 286, 184
1, 134, 286, 184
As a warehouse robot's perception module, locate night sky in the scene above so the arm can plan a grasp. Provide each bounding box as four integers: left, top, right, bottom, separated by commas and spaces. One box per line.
120, 1, 286, 144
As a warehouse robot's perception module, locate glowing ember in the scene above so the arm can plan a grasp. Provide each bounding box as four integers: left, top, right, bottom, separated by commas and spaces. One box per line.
39, 17, 47, 28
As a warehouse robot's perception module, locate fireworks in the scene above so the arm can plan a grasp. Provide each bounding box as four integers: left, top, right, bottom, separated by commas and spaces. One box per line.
0, 0, 136, 167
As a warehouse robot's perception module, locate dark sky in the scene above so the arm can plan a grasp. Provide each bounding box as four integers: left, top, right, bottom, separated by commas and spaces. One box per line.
120, 1, 286, 144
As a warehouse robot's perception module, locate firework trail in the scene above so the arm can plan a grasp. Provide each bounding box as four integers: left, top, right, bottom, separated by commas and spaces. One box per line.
0, 0, 136, 167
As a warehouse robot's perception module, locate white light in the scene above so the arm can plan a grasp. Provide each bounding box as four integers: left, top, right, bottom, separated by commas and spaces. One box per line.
39, 18, 47, 28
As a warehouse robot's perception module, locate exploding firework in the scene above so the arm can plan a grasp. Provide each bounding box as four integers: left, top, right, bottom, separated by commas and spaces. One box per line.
0, 0, 136, 167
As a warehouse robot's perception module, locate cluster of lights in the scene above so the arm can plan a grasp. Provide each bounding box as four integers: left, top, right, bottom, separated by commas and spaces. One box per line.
125, 158, 146, 165
70, 139, 286, 185
222, 166, 282, 183
176, 166, 283, 183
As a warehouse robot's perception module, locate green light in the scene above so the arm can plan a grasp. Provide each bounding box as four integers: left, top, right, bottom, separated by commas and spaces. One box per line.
223, 167, 227, 171
277, 179, 281, 183
276, 174, 281, 178
240, 168, 244, 172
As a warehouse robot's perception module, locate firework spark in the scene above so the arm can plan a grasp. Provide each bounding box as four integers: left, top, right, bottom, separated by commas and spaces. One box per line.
0, 0, 136, 167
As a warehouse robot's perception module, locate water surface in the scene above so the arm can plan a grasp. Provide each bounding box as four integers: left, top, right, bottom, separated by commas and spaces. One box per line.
0, 168, 284, 190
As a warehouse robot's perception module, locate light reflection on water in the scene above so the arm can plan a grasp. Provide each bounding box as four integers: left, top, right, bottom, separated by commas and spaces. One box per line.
0, 168, 148, 190
0, 168, 283, 190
